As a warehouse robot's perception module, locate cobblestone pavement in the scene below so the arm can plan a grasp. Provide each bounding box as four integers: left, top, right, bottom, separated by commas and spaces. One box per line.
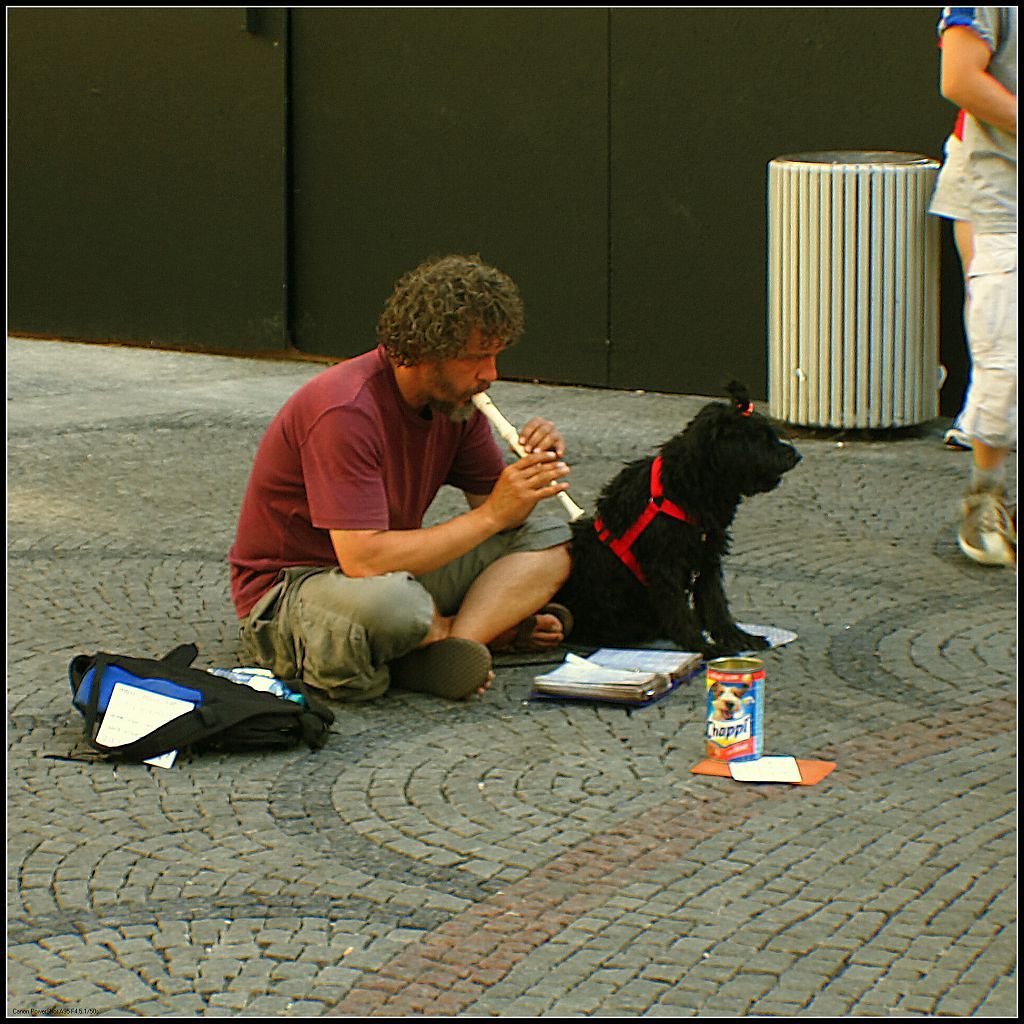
7, 337, 1017, 1017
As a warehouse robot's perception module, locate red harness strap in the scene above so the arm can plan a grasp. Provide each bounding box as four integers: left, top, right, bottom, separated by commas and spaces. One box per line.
593, 455, 701, 586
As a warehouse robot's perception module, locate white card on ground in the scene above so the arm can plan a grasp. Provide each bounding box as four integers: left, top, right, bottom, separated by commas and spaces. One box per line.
736, 624, 798, 649
729, 756, 803, 784
94, 682, 195, 769
641, 625, 797, 653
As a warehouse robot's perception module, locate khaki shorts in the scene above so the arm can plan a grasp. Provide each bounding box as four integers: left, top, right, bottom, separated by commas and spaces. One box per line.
238, 515, 571, 701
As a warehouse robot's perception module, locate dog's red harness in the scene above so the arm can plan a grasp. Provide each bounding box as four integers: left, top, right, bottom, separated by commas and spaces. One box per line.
593, 454, 702, 586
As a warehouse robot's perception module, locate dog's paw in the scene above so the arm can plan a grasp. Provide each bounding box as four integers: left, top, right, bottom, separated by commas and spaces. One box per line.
737, 631, 771, 652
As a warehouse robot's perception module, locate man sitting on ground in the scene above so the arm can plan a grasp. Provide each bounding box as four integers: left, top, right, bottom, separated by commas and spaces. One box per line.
228, 254, 573, 700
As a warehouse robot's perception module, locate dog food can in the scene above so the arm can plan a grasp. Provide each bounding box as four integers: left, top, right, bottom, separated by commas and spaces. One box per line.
705, 657, 765, 762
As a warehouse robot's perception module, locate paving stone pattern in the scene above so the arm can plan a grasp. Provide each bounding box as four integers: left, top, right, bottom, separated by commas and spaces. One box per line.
6, 338, 1017, 1017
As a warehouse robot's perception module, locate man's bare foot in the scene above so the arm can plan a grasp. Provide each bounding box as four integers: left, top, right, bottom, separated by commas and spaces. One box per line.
471, 671, 496, 698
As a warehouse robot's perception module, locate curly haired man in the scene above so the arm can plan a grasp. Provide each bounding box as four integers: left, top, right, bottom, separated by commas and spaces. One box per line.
229, 255, 573, 700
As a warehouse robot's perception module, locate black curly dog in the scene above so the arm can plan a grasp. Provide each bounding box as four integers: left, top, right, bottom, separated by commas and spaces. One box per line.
556, 382, 800, 658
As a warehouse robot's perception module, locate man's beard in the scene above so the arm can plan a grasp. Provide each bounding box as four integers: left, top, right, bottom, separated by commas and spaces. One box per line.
428, 396, 476, 422
423, 363, 481, 422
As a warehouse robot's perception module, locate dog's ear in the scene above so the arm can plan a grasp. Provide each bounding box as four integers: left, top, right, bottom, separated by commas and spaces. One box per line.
724, 380, 754, 417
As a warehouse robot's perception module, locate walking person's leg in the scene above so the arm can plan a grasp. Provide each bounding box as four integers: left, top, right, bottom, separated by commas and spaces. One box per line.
956, 233, 1017, 565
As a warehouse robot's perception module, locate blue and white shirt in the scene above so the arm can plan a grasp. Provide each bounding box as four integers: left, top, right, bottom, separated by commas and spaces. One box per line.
936, 7, 1017, 233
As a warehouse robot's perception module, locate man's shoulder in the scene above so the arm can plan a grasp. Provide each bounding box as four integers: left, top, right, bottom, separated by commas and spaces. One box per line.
939, 7, 1014, 50
293, 348, 389, 412
271, 348, 393, 450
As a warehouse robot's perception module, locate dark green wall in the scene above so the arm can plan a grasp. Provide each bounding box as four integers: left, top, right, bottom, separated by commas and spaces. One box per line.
8, 7, 965, 407
608, 8, 957, 396
7, 7, 289, 352
288, 8, 610, 386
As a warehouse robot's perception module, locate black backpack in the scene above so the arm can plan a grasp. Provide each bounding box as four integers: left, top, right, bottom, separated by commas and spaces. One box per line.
68, 643, 334, 762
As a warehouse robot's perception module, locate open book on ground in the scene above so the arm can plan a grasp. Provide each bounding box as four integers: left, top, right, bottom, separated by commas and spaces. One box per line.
532, 649, 702, 705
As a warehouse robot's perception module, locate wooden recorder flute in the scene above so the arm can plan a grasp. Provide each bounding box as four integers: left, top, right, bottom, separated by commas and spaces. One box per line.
472, 391, 587, 522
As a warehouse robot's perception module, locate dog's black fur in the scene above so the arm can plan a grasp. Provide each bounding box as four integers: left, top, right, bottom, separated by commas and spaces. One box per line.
556, 382, 800, 658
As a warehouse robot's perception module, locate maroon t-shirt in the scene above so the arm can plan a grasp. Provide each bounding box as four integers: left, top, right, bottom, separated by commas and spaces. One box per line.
228, 346, 506, 618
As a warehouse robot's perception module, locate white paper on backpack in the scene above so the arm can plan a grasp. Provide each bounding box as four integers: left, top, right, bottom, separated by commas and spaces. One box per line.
94, 682, 195, 768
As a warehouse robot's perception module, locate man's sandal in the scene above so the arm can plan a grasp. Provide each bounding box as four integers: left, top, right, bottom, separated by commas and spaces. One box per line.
498, 603, 575, 653
389, 637, 493, 699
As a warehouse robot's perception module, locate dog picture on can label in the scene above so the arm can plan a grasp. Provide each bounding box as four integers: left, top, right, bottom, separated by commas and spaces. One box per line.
556, 382, 800, 658
708, 680, 750, 722
706, 681, 755, 752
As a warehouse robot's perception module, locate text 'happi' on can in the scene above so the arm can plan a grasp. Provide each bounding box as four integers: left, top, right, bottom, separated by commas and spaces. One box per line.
705, 657, 765, 762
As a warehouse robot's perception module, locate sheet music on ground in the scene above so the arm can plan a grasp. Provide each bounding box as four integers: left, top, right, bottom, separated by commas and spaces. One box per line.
531, 649, 702, 706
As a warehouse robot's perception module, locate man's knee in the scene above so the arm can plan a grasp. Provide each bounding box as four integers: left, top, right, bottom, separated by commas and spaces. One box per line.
299, 570, 435, 659
501, 538, 571, 582
541, 541, 572, 588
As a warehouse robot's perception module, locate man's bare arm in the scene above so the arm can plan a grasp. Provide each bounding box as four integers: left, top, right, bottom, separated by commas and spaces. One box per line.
330, 450, 570, 578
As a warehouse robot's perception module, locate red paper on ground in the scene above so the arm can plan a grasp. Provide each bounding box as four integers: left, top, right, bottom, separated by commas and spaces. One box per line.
691, 757, 836, 786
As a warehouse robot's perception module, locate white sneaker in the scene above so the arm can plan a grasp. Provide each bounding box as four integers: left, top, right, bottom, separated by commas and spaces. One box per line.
943, 426, 972, 451
958, 490, 1017, 567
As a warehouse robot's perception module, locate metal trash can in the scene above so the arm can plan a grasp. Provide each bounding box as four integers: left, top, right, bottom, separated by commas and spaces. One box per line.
767, 151, 940, 429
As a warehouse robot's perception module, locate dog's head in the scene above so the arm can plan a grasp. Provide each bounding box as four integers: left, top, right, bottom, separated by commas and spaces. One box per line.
669, 381, 800, 497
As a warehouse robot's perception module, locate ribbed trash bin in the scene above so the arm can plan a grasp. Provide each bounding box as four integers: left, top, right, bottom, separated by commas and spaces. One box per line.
767, 151, 941, 429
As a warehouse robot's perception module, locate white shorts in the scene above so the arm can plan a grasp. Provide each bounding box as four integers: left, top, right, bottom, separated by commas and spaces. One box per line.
929, 133, 973, 222
961, 233, 1017, 448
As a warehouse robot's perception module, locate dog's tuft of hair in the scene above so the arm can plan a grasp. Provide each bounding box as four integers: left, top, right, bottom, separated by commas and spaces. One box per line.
556, 382, 801, 658
725, 379, 751, 410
